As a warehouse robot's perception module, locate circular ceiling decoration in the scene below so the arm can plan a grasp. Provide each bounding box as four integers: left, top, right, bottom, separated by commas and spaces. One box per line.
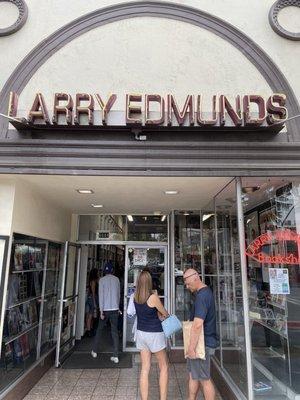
0, 0, 28, 37
269, 0, 300, 40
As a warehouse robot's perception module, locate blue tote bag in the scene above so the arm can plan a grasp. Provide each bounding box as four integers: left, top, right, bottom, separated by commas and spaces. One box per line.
161, 314, 182, 338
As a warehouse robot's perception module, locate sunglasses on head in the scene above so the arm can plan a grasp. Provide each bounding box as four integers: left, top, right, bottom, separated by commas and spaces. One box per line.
183, 272, 198, 281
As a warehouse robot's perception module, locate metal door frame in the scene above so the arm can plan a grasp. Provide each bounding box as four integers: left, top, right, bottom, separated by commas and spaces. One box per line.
55, 241, 81, 367
122, 242, 168, 352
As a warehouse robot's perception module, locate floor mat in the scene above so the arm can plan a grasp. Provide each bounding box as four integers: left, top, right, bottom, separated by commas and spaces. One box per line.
61, 351, 132, 369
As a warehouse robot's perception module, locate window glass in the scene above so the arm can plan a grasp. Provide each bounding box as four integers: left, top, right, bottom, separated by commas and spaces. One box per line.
174, 212, 201, 345
242, 177, 300, 398
127, 216, 167, 242
0, 234, 62, 393
215, 180, 248, 395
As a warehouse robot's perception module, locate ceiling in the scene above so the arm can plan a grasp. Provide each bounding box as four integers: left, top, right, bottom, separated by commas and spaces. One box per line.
10, 175, 231, 214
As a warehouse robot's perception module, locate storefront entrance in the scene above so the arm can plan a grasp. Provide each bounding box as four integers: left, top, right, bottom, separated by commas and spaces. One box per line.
54, 240, 168, 365
1, 176, 300, 400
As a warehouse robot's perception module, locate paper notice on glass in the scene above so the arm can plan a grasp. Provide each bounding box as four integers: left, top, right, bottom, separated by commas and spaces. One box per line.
133, 248, 147, 266
269, 268, 290, 295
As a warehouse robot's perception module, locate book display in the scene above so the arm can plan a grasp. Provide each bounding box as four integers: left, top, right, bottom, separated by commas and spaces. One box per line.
0, 234, 62, 392
244, 181, 300, 396
212, 207, 244, 350
213, 180, 249, 395
40, 242, 62, 355
173, 212, 201, 346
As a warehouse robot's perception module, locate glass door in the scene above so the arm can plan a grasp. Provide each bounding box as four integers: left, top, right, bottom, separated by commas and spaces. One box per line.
123, 244, 168, 351
55, 242, 81, 367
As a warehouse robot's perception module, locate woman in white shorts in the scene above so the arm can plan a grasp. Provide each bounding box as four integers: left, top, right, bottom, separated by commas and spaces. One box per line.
134, 270, 169, 400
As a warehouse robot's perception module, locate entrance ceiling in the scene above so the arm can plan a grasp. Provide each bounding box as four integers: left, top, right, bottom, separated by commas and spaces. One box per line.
11, 175, 231, 214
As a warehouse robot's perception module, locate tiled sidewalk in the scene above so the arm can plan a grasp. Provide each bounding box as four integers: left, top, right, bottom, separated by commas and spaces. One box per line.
24, 363, 223, 400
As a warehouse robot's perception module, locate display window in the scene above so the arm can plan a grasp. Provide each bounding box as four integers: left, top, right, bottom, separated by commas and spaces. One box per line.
0, 234, 63, 393
242, 177, 300, 399
171, 178, 300, 399
173, 211, 201, 345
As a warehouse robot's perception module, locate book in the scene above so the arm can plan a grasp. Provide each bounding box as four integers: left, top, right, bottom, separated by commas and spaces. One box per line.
13, 338, 23, 364
21, 245, 30, 269
35, 246, 45, 269
7, 308, 22, 336
28, 246, 35, 269
7, 275, 20, 306
4, 344, 14, 370
19, 333, 30, 359
33, 272, 42, 296
14, 245, 23, 271
27, 302, 38, 325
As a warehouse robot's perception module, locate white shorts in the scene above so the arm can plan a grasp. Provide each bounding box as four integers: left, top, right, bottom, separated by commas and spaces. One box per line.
136, 330, 166, 353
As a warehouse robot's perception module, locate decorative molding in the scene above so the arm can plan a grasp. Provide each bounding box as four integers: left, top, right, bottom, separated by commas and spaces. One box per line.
0, 139, 300, 176
0, 1, 299, 141
269, 0, 300, 41
0, 0, 28, 37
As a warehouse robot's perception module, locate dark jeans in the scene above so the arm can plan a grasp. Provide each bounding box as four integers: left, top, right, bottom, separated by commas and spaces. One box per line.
93, 310, 119, 357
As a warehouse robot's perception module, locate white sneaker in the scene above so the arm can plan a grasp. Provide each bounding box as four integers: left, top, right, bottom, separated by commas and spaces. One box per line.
110, 356, 119, 364
91, 350, 97, 358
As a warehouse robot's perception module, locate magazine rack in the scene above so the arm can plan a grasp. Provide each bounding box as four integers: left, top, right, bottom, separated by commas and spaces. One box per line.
0, 234, 63, 392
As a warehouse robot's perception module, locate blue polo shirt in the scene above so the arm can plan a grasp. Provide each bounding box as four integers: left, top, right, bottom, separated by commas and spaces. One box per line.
190, 286, 219, 349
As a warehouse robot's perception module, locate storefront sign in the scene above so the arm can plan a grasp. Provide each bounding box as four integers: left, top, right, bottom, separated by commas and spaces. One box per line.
269, 268, 290, 294
8, 91, 288, 128
246, 229, 300, 265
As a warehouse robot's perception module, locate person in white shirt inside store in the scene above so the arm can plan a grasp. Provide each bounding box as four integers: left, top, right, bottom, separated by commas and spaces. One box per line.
91, 261, 121, 363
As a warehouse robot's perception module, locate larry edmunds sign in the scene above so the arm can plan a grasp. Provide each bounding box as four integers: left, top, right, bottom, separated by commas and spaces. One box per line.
8, 92, 288, 129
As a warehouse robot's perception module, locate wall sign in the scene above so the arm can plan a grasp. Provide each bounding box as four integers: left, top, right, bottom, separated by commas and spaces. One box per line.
96, 231, 110, 240
246, 229, 300, 265
8, 91, 288, 129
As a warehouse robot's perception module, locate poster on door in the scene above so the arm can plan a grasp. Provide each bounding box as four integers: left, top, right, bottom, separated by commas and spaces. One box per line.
269, 268, 290, 294
133, 248, 147, 266
62, 306, 69, 332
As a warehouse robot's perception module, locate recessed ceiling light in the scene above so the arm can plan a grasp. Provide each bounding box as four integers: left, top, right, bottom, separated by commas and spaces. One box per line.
153, 211, 162, 215
76, 189, 94, 194
91, 204, 103, 208
164, 190, 179, 195
184, 212, 189, 216
242, 186, 260, 194
161, 215, 166, 222
127, 215, 133, 222
203, 213, 214, 221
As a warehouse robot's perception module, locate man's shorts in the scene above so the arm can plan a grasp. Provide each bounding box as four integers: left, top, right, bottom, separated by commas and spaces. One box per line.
187, 347, 215, 381
136, 330, 166, 353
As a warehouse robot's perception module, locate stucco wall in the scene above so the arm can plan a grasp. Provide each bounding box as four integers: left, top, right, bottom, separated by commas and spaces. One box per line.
0, 180, 15, 236
0, 0, 299, 104
11, 179, 71, 242
17, 17, 272, 114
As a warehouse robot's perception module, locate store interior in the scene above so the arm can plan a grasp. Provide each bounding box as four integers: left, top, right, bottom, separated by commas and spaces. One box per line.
0, 175, 299, 400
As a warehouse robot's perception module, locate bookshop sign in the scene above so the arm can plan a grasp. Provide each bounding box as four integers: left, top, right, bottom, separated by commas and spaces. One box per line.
246, 229, 300, 265
8, 91, 288, 129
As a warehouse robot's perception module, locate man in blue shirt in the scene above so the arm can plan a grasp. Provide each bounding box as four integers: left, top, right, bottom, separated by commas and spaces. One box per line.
183, 268, 218, 400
